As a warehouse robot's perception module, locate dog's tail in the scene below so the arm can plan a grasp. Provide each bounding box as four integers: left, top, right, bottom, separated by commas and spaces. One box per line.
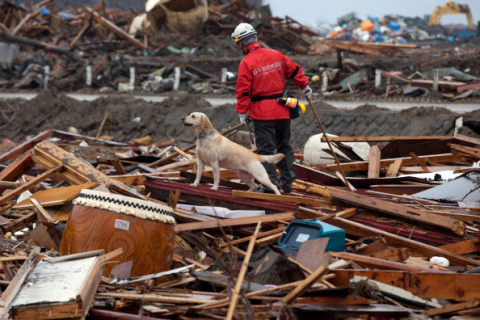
259, 153, 285, 164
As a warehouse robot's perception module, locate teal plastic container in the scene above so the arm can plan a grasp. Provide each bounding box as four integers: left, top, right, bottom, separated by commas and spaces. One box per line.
278, 219, 345, 252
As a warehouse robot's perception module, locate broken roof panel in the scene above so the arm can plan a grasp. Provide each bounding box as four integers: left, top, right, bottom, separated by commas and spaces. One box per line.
413, 171, 480, 202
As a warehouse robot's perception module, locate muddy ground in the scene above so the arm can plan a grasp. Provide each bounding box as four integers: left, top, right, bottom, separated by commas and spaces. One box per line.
1, 90, 478, 151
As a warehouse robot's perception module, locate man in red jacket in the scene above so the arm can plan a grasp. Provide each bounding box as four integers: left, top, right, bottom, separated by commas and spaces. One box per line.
232, 23, 312, 193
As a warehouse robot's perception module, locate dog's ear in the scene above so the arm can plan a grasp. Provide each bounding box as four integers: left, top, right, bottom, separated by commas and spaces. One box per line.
199, 113, 209, 132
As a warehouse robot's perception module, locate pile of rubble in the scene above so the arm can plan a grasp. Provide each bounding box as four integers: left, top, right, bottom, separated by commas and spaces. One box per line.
0, 118, 480, 318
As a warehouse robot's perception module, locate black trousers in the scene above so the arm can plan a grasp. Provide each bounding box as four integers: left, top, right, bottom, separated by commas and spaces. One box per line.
253, 119, 296, 189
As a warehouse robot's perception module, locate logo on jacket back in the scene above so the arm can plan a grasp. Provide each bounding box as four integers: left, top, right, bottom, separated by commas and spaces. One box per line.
252, 62, 282, 77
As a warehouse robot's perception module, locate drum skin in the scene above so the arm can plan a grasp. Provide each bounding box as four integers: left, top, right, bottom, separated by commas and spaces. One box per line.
60, 204, 175, 277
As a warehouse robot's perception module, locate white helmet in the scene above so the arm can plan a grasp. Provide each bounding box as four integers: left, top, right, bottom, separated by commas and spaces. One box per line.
231, 23, 257, 43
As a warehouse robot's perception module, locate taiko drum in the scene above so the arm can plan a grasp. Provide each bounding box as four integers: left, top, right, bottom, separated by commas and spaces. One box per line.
60, 189, 176, 277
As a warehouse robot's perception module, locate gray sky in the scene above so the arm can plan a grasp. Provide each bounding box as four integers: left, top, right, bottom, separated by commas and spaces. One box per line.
265, 0, 480, 28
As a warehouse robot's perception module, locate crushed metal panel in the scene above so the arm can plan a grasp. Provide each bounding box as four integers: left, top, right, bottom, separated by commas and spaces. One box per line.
413, 171, 480, 202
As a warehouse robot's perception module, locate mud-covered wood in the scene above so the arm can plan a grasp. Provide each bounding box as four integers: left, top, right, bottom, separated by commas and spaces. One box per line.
60, 205, 174, 277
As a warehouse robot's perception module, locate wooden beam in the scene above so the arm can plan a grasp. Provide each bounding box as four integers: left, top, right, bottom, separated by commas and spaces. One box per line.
281, 265, 329, 304
321, 136, 450, 143
367, 248, 409, 262
174, 212, 295, 233
219, 226, 286, 248
11, 10, 40, 35
423, 300, 480, 317
328, 188, 465, 236
298, 207, 480, 267
411, 79, 465, 90
291, 179, 332, 199
439, 239, 480, 255
409, 152, 430, 172
0, 164, 62, 205
33, 141, 141, 199
331, 270, 480, 301
450, 144, 480, 161
0, 151, 34, 188
85, 8, 147, 50
329, 252, 432, 272
232, 190, 334, 209
386, 159, 403, 177
367, 145, 381, 179
0, 247, 40, 313
29, 198, 54, 223
226, 222, 261, 320
324, 153, 465, 172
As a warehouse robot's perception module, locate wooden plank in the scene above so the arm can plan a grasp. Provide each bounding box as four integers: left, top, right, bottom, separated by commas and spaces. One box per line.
218, 226, 286, 248
0, 247, 40, 313
255, 232, 283, 248
370, 184, 432, 195
174, 212, 295, 233
156, 158, 197, 172
321, 136, 450, 143
32, 154, 88, 185
111, 173, 180, 185
173, 146, 193, 159
298, 207, 480, 267
232, 190, 334, 209
0, 151, 34, 188
367, 248, 409, 262
111, 159, 126, 175
29, 198, 54, 223
439, 239, 480, 255
226, 222, 261, 320
386, 159, 403, 178
324, 153, 464, 172
410, 152, 430, 172
328, 188, 465, 236
281, 265, 329, 304
454, 134, 480, 145
331, 270, 480, 301
367, 145, 381, 179
291, 179, 332, 199
450, 144, 480, 161
424, 300, 480, 316
85, 8, 147, 50
96, 292, 213, 304
13, 182, 99, 210
329, 252, 423, 271
0, 164, 62, 205
0, 256, 27, 262
411, 79, 466, 89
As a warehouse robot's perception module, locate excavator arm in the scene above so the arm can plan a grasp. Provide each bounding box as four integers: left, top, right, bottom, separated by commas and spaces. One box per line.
429, 1, 475, 30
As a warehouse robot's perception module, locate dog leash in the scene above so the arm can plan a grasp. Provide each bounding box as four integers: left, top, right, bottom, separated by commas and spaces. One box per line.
224, 118, 255, 146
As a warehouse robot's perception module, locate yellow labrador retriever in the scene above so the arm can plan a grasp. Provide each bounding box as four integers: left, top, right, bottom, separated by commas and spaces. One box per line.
182, 112, 284, 195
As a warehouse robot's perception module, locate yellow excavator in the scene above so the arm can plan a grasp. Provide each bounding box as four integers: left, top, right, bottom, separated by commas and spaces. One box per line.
429, 1, 474, 30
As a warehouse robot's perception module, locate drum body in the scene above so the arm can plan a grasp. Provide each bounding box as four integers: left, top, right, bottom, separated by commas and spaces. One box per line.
60, 190, 176, 277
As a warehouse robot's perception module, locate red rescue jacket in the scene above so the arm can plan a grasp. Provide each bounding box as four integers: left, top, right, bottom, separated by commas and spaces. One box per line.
235, 42, 309, 120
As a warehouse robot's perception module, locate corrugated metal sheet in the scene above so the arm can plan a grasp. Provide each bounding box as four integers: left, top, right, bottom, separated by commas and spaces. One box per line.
413, 171, 480, 202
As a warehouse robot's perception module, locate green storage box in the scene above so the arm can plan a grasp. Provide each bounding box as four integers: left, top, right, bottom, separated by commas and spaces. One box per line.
278, 219, 345, 252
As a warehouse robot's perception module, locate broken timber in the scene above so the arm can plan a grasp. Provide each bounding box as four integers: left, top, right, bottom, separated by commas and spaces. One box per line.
324, 153, 465, 172
328, 188, 465, 236
33, 141, 143, 199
